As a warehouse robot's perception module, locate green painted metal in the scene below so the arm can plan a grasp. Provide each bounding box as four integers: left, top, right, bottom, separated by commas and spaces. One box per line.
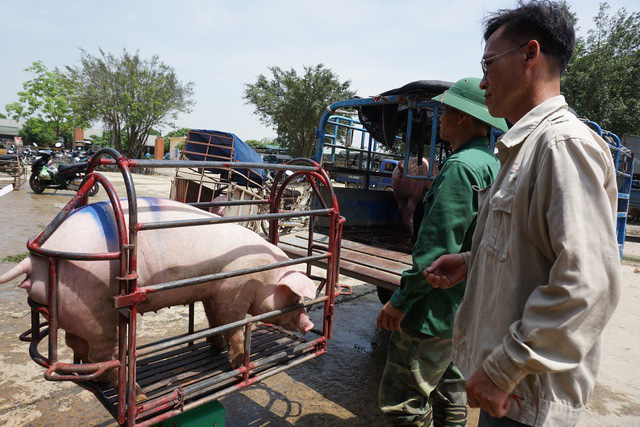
156, 401, 225, 427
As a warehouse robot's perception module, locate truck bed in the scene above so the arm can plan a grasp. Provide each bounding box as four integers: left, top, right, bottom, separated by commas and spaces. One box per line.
279, 229, 412, 291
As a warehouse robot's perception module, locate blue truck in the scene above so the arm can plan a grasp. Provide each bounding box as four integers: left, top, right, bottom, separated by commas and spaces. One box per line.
333, 158, 398, 190
278, 81, 635, 305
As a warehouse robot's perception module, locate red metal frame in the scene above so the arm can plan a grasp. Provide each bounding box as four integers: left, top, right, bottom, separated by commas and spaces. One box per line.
19, 148, 344, 426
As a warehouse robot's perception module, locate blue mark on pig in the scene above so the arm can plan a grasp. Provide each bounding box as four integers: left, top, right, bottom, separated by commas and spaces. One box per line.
68, 201, 119, 251
138, 197, 165, 222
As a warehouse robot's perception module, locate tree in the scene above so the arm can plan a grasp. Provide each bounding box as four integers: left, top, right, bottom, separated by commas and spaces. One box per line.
245, 139, 267, 149
164, 127, 191, 151
19, 118, 58, 147
244, 64, 355, 157
6, 61, 87, 146
562, 3, 640, 135
88, 131, 113, 148
0, 113, 6, 119
68, 49, 195, 158
164, 127, 191, 138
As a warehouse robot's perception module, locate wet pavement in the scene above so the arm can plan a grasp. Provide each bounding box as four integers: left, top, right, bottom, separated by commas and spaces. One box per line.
0, 171, 639, 426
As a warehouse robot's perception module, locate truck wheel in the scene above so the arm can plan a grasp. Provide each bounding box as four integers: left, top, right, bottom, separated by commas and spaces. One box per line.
29, 175, 45, 194
383, 186, 393, 191
346, 182, 360, 189
377, 287, 394, 305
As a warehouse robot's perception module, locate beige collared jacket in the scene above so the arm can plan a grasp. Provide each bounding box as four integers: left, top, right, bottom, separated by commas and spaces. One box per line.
452, 96, 621, 426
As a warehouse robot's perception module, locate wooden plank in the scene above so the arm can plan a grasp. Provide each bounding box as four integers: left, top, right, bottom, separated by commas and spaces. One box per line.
312, 233, 412, 265
280, 232, 412, 264
282, 235, 409, 276
278, 241, 400, 290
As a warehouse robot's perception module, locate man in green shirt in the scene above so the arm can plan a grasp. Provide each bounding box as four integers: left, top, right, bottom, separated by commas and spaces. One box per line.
377, 77, 507, 426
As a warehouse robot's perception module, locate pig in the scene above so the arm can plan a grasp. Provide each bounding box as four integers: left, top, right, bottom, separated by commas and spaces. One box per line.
0, 197, 316, 400
210, 194, 227, 216
392, 157, 439, 235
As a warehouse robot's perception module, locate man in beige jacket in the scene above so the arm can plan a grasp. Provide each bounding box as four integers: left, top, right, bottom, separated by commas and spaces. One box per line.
424, 2, 621, 426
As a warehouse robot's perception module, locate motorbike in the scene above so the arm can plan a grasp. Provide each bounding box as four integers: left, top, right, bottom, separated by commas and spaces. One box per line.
29, 149, 99, 196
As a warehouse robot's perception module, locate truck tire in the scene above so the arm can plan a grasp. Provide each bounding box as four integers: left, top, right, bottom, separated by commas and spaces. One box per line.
346, 182, 360, 189
377, 287, 394, 305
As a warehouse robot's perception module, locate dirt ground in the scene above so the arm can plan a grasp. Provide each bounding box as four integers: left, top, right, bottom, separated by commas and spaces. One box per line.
0, 171, 638, 426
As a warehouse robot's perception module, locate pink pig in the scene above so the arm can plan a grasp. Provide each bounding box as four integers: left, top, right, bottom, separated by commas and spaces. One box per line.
0, 197, 316, 399
392, 157, 438, 234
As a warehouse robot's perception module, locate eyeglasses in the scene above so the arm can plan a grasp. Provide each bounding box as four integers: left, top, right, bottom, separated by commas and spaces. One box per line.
481, 42, 528, 74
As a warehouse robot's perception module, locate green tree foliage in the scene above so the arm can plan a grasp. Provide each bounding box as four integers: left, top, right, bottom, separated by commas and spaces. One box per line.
164, 127, 191, 138
88, 131, 113, 148
562, 3, 640, 135
0, 113, 6, 119
245, 139, 267, 149
19, 118, 58, 147
68, 49, 195, 158
6, 61, 87, 146
164, 127, 191, 151
244, 64, 355, 157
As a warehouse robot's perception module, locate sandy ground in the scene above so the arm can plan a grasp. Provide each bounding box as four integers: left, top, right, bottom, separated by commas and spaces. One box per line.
0, 171, 638, 426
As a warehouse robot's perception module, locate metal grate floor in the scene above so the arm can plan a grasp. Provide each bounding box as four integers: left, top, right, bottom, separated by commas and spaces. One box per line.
84, 324, 315, 423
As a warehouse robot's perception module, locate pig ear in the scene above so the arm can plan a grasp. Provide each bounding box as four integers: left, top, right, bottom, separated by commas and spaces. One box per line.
278, 271, 317, 301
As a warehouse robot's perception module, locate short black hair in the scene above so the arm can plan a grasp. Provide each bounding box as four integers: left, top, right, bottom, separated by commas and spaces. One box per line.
483, 1, 575, 75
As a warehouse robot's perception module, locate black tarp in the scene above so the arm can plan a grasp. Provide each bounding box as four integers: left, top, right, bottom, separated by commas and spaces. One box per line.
357, 80, 453, 151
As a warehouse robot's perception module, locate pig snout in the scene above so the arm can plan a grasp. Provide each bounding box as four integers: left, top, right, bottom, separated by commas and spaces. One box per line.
210, 195, 226, 216
295, 310, 314, 334
277, 309, 314, 334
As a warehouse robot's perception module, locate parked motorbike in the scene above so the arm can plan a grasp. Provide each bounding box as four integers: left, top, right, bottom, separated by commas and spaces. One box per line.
29, 149, 99, 196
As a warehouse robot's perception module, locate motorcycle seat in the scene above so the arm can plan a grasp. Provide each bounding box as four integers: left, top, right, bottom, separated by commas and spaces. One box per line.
57, 162, 89, 175
0, 154, 17, 161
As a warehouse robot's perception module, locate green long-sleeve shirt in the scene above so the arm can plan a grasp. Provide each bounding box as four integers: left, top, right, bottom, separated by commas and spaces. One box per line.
390, 137, 500, 338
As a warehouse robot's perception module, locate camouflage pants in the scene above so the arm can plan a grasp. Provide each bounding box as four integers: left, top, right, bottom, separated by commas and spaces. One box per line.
379, 328, 467, 426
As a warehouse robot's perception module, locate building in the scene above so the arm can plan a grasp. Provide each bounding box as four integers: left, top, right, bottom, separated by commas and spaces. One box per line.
0, 119, 24, 147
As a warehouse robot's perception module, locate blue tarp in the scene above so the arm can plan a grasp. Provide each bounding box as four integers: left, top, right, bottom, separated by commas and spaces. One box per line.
183, 129, 265, 188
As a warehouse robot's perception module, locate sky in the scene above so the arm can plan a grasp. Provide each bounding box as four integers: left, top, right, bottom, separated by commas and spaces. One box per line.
1, 0, 638, 141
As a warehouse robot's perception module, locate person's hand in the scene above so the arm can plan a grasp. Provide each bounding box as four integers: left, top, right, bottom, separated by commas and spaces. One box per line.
423, 254, 467, 288
377, 301, 405, 331
466, 367, 511, 418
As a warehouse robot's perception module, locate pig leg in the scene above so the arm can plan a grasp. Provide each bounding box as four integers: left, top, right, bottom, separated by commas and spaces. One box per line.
87, 339, 147, 402
202, 297, 225, 351
65, 332, 90, 363
224, 327, 248, 370
202, 297, 251, 369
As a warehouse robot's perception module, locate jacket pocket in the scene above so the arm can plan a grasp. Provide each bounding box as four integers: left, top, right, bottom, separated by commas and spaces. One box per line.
484, 186, 515, 262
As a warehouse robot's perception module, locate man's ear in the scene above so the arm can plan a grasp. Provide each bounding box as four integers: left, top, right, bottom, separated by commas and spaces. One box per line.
524, 40, 542, 65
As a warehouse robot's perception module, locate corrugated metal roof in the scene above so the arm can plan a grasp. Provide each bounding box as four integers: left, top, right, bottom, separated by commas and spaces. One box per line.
0, 125, 19, 136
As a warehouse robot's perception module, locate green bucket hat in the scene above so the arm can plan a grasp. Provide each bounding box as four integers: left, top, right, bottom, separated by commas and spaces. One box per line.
432, 77, 508, 132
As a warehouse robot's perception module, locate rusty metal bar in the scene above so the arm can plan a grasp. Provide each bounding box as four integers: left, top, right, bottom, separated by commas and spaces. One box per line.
140, 253, 330, 294
137, 296, 328, 358
188, 303, 195, 347
136, 208, 331, 231
135, 342, 325, 427
182, 338, 321, 397
242, 323, 253, 383
189, 199, 269, 208
47, 258, 58, 365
